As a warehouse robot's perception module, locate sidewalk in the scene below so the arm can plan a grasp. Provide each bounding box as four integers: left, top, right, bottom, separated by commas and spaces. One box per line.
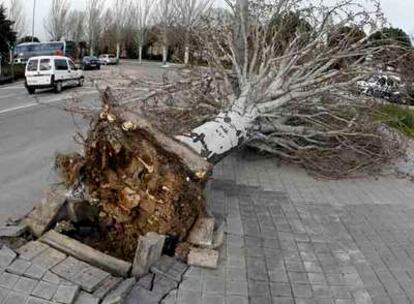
174, 151, 414, 304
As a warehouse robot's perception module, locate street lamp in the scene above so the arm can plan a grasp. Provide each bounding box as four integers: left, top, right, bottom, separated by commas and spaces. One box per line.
31, 0, 36, 42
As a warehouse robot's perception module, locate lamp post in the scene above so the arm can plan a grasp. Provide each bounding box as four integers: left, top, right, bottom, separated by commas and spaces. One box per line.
31, 0, 36, 42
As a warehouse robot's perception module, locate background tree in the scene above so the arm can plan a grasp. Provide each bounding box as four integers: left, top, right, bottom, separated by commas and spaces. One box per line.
175, 0, 213, 65
113, 0, 131, 59
66, 10, 85, 43
44, 0, 70, 41
7, 0, 25, 37
155, 0, 177, 65
0, 4, 16, 63
18, 36, 39, 43
132, 0, 153, 64
86, 0, 104, 56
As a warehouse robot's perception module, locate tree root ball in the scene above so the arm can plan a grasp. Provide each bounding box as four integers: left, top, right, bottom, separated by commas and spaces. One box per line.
56, 91, 212, 260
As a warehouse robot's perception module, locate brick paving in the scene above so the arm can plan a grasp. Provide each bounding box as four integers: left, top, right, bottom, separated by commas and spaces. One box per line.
173, 152, 414, 304
2, 151, 414, 303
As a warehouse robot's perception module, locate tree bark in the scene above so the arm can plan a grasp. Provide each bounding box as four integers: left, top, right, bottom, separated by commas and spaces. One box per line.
116, 43, 121, 59
138, 45, 143, 64
162, 46, 168, 66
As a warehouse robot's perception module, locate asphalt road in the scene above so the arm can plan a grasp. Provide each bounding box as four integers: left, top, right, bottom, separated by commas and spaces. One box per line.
0, 61, 176, 224
0, 80, 100, 223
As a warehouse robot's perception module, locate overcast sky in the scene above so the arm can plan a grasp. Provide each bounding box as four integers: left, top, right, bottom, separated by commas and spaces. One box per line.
9, 0, 414, 41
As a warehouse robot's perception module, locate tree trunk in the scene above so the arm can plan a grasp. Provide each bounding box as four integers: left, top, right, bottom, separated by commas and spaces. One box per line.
138, 45, 143, 64
162, 46, 168, 66
184, 30, 190, 65
184, 46, 190, 66
177, 110, 255, 163
90, 46, 94, 56
116, 43, 121, 60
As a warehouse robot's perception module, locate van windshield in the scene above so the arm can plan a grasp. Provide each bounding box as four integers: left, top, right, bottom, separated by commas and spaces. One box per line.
27, 59, 38, 71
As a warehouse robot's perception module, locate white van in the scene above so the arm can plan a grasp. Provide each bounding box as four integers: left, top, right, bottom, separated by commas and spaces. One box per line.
25, 56, 84, 94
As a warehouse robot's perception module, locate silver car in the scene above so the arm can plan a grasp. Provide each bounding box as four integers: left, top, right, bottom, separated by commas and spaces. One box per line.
99, 54, 118, 65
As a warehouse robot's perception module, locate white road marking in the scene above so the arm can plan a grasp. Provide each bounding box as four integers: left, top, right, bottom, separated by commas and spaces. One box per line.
0, 91, 97, 115
0, 83, 24, 90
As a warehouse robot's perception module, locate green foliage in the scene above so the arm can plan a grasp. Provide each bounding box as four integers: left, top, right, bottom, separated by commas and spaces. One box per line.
2, 63, 25, 80
378, 104, 414, 137
369, 27, 412, 48
18, 36, 40, 43
0, 4, 16, 61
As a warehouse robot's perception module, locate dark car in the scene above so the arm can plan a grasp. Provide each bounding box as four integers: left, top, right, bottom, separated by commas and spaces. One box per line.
81, 56, 101, 70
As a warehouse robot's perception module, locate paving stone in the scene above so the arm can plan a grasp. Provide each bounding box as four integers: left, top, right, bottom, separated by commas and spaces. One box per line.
227, 295, 249, 304
270, 283, 292, 298
150, 255, 188, 283
71, 265, 110, 293
226, 280, 248, 296
43, 271, 64, 284
177, 290, 202, 304
17, 241, 50, 261
6, 258, 31, 275
124, 285, 161, 304
3, 291, 28, 304
26, 297, 54, 304
74, 291, 100, 304
187, 217, 215, 246
12, 276, 38, 294
102, 278, 136, 304
202, 276, 225, 294
32, 281, 59, 300
0, 287, 10, 302
180, 277, 202, 292
187, 248, 219, 269
131, 232, 165, 278
0, 246, 17, 268
53, 284, 80, 304
152, 274, 177, 295
161, 289, 177, 304
0, 271, 19, 289
32, 247, 67, 270
202, 294, 225, 304
52, 257, 110, 293
22, 186, 67, 237
92, 276, 122, 299
0, 225, 27, 237
24, 264, 48, 280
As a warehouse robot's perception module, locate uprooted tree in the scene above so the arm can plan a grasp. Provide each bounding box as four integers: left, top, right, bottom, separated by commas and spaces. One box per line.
59, 0, 407, 259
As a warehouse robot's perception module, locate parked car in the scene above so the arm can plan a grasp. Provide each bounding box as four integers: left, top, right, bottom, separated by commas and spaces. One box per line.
99, 54, 118, 65
81, 56, 101, 70
25, 56, 84, 94
357, 74, 402, 103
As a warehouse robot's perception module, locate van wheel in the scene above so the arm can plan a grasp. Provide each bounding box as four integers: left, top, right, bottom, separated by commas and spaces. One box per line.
26, 86, 35, 95
78, 77, 84, 87
54, 81, 63, 93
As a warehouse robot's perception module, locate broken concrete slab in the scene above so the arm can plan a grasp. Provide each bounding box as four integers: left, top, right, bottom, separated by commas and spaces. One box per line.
40, 230, 131, 277
23, 186, 68, 237
53, 284, 80, 304
0, 245, 17, 268
17, 241, 50, 261
125, 285, 160, 304
150, 256, 187, 283
102, 278, 136, 304
187, 247, 219, 269
187, 217, 215, 247
92, 276, 122, 300
132, 232, 165, 278
0, 225, 28, 238
74, 291, 100, 304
